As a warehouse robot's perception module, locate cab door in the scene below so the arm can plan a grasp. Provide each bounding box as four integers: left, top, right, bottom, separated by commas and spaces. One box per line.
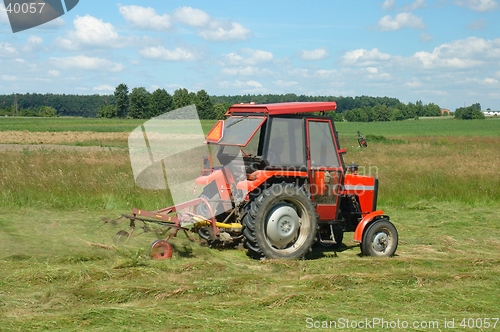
306, 119, 344, 220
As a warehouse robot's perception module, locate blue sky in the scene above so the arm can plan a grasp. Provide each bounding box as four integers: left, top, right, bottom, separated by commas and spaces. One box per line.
1, 0, 500, 111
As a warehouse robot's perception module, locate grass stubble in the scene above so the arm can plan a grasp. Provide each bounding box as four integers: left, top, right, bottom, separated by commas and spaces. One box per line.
0, 118, 499, 331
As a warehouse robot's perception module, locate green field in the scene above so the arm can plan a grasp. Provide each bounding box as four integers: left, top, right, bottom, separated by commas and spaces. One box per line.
0, 117, 216, 134
2, 116, 500, 137
1, 117, 499, 331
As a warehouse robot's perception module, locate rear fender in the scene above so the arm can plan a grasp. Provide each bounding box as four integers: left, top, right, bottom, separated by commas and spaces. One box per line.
353, 210, 388, 243
195, 169, 231, 201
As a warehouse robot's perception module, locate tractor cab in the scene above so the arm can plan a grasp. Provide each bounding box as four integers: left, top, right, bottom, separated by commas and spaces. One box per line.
203, 102, 346, 221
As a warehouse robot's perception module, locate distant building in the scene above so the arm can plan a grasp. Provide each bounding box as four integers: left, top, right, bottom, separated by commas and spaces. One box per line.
483, 111, 500, 117
440, 108, 451, 115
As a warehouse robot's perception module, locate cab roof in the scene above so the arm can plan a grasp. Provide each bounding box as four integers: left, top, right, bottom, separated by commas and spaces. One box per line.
227, 102, 337, 115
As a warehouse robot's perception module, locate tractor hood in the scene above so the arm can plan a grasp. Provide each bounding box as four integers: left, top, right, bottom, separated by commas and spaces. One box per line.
206, 115, 266, 146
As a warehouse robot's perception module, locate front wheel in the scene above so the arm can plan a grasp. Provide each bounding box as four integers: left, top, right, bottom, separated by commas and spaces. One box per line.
361, 219, 398, 257
242, 183, 317, 259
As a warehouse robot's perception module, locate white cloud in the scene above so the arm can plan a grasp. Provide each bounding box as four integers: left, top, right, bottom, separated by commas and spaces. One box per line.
0, 42, 18, 57
23, 36, 43, 52
298, 48, 329, 61
413, 51, 480, 68
174, 7, 211, 27
172, 6, 251, 41
453, 0, 498, 12
412, 37, 500, 69
200, 21, 251, 42
55, 15, 122, 50
221, 48, 273, 66
383, 0, 426, 11
315, 69, 337, 79
1, 75, 18, 82
118, 5, 172, 31
405, 0, 427, 11
221, 66, 273, 76
139, 46, 198, 61
382, 0, 396, 10
93, 85, 115, 92
274, 80, 298, 87
218, 80, 263, 90
246, 80, 263, 89
48, 70, 60, 77
405, 79, 423, 87
49, 55, 124, 72
378, 13, 425, 31
117, 5, 250, 42
482, 77, 498, 84
343, 48, 392, 66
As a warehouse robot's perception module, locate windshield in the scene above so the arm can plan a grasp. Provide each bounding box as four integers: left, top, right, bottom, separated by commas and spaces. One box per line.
218, 116, 266, 146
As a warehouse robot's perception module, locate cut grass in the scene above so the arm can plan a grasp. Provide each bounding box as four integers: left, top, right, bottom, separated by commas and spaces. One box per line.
0, 203, 499, 331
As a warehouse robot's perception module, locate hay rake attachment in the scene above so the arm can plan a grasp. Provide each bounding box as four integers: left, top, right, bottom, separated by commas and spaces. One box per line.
105, 197, 217, 259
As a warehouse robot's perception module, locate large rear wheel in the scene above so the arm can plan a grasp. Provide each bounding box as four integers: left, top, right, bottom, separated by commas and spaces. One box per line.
242, 183, 317, 259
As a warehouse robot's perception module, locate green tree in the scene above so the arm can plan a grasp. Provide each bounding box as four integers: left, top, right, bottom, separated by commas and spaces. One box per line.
114, 83, 129, 118
196, 89, 215, 119
372, 104, 391, 121
424, 103, 441, 116
415, 100, 425, 117
150, 88, 174, 117
343, 109, 357, 122
358, 108, 370, 122
329, 111, 344, 123
39, 106, 57, 117
129, 87, 152, 119
390, 108, 405, 121
97, 104, 117, 118
213, 103, 231, 120
173, 88, 192, 109
454, 105, 485, 120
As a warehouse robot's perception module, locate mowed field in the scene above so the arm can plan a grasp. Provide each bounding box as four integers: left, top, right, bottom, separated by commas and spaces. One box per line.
1, 116, 499, 331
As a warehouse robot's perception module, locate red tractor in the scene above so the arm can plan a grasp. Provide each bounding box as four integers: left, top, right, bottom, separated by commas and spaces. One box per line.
119, 102, 398, 260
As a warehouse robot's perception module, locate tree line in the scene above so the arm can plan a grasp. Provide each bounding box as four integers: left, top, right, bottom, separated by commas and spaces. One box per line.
0, 93, 112, 117
0, 86, 487, 121
98, 84, 216, 120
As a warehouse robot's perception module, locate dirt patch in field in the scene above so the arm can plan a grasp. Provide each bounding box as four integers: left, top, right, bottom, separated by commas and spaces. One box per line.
0, 143, 123, 152
0, 131, 204, 144
0, 131, 129, 144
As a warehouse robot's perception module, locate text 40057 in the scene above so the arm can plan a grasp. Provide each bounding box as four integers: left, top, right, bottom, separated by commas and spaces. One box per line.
5, 2, 46, 14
